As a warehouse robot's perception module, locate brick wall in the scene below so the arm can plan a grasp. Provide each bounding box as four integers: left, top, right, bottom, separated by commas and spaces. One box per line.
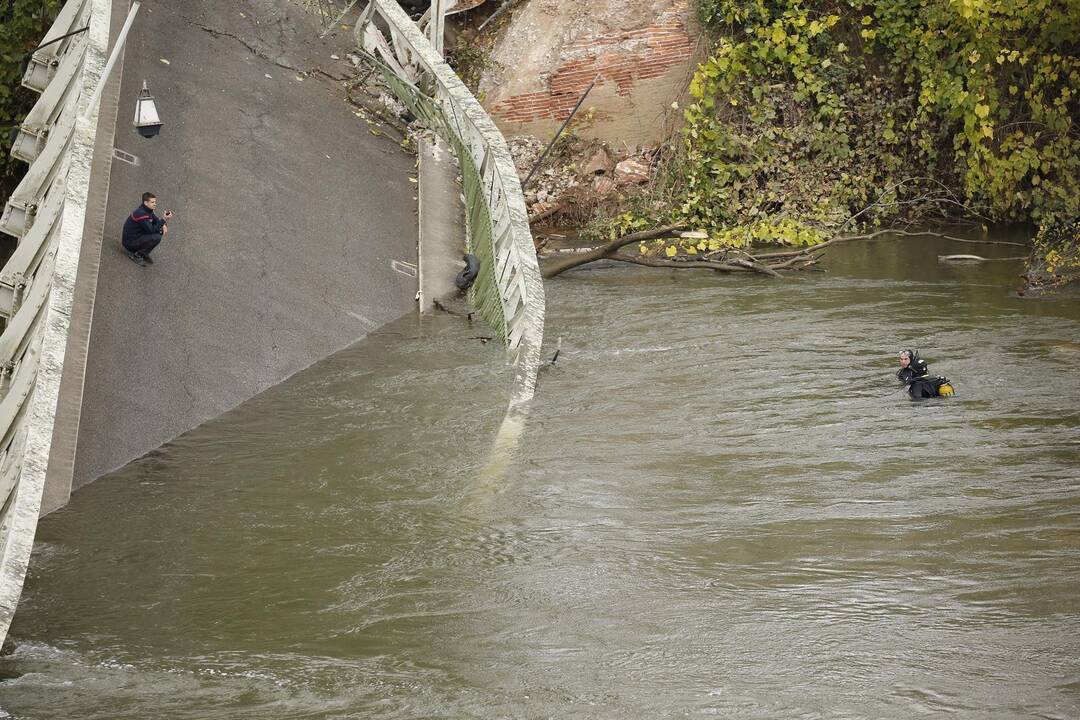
488, 0, 695, 139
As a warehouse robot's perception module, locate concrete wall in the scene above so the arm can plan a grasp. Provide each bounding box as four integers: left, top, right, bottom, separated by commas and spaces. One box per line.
478, 0, 703, 146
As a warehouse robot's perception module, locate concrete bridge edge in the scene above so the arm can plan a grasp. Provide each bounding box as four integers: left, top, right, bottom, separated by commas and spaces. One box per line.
40, 0, 125, 517
0, 0, 111, 642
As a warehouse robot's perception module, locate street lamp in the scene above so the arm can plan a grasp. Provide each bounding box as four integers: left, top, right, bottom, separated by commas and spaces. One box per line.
133, 80, 162, 138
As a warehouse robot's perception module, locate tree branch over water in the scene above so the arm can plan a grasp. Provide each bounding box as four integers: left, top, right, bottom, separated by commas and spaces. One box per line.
541, 226, 1025, 279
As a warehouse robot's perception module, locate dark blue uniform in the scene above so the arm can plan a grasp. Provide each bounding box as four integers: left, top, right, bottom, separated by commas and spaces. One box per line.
122, 203, 166, 256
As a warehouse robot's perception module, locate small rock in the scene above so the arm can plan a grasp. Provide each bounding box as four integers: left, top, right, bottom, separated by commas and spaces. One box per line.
614, 159, 650, 185
536, 188, 549, 203
583, 148, 614, 176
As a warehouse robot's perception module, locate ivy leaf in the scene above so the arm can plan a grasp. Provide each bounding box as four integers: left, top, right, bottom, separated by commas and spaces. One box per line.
974, 103, 990, 118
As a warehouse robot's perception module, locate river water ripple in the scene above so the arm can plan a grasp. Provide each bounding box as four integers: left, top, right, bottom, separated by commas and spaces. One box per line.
2, 235, 1079, 719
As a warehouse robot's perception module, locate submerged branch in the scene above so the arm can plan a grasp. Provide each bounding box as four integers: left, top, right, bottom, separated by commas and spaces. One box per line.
540, 226, 1021, 280
754, 229, 1026, 261
611, 255, 746, 273
939, 254, 1028, 262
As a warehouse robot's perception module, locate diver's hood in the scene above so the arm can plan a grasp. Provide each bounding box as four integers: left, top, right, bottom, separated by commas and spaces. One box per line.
901, 349, 929, 376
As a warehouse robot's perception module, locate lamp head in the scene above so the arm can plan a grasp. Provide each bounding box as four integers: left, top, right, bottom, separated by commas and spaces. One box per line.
133, 80, 163, 138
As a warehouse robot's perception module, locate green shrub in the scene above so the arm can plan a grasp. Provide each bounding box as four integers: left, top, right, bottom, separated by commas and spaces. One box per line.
675, 0, 1079, 249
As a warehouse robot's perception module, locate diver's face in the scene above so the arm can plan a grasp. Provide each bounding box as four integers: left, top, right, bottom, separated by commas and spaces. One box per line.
899, 354, 911, 368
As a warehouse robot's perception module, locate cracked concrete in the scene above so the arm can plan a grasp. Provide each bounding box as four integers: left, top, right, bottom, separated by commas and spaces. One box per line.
71, 0, 418, 489
187, 19, 306, 73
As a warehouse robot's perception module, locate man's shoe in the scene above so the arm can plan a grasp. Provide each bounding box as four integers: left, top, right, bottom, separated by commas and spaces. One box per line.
138, 252, 154, 265
123, 249, 147, 266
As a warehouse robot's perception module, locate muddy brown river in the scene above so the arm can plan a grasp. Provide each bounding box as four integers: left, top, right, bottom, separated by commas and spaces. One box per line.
2, 233, 1078, 719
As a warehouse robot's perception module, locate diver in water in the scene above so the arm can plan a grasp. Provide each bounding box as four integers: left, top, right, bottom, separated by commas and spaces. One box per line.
896, 349, 955, 398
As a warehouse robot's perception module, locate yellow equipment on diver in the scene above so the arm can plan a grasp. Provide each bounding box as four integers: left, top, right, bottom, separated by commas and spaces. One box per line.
938, 382, 955, 397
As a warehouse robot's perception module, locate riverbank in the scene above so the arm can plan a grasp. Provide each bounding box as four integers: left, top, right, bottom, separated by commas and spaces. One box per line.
461, 0, 1078, 292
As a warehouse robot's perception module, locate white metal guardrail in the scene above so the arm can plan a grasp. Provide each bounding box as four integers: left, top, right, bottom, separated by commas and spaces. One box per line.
356, 0, 546, 484
357, 0, 544, 373
0, 0, 109, 646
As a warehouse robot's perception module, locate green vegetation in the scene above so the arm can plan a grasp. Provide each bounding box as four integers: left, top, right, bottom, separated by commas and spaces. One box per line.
1, 0, 62, 200
641, 0, 1079, 278
446, 41, 498, 95
1027, 218, 1080, 290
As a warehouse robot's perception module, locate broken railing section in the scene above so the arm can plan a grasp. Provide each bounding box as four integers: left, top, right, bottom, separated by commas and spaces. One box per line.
355, 0, 544, 379
408, 0, 488, 56
0, 0, 108, 646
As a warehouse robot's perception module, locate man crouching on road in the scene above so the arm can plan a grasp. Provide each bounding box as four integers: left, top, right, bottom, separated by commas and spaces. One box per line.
122, 191, 172, 265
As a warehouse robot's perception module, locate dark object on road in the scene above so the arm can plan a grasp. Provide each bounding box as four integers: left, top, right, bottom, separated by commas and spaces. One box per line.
896, 349, 954, 398
455, 253, 480, 290
123, 249, 147, 266
122, 191, 172, 264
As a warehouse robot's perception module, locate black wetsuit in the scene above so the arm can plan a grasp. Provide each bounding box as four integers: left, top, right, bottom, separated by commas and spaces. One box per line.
897, 359, 950, 398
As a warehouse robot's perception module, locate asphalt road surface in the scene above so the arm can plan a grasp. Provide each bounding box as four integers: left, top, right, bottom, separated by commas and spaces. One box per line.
74, 0, 420, 486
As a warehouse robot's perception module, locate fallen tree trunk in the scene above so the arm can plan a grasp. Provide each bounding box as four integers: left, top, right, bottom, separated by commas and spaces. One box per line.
541, 223, 687, 278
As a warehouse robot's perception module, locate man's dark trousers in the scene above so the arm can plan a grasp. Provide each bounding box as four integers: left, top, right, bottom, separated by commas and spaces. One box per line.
123, 233, 161, 256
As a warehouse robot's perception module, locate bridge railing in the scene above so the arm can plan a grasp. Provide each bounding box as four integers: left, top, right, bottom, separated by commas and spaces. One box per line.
355, 0, 544, 379
0, 0, 108, 644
